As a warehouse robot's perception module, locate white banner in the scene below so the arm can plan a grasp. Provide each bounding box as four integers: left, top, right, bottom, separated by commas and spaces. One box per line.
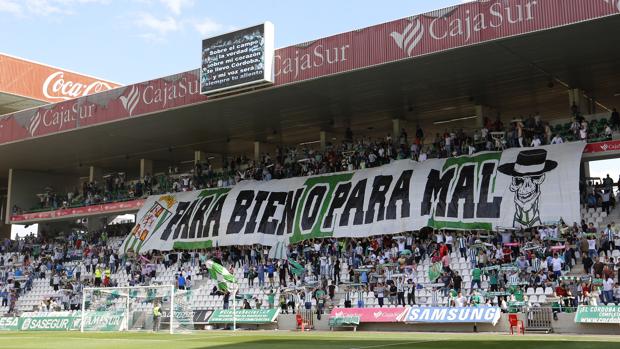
121, 143, 584, 254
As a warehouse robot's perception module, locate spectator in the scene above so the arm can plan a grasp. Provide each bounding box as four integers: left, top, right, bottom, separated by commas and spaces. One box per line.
177, 273, 186, 290
223, 291, 230, 309
471, 265, 482, 291
603, 276, 615, 304
551, 134, 563, 144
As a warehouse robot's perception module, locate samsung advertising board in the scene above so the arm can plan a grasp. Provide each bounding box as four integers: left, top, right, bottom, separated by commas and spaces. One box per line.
200, 22, 274, 95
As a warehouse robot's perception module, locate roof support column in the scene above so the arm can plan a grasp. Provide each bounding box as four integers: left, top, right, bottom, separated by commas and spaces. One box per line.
254, 141, 261, 162
5, 169, 13, 224
320, 131, 327, 151
0, 190, 8, 236
582, 161, 590, 178
140, 159, 153, 179
474, 105, 490, 128
89, 166, 102, 184
568, 89, 587, 116
194, 151, 207, 165
0, 221, 9, 239
392, 119, 402, 142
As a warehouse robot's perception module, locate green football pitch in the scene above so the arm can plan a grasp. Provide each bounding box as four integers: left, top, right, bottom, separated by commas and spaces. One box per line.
0, 331, 619, 349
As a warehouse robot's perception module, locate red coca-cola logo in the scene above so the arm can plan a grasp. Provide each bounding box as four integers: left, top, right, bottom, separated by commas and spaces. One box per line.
42, 71, 115, 101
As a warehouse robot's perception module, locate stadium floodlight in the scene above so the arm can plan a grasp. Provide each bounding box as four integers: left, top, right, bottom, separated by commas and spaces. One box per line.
81, 284, 194, 334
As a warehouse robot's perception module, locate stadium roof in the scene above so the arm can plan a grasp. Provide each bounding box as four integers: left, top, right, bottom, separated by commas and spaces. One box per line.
0, 1, 619, 179
0, 53, 120, 115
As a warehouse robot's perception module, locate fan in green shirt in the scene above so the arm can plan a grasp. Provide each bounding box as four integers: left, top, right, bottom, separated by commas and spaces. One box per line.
470, 292, 482, 306
449, 289, 458, 298
489, 273, 498, 286
513, 288, 524, 302
472, 267, 482, 281
267, 292, 275, 309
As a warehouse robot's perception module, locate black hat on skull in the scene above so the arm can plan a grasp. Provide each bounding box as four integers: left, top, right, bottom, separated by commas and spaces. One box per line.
498, 149, 558, 177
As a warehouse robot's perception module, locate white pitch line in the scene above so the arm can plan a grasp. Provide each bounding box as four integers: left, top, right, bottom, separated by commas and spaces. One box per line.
173, 334, 240, 341
0, 336, 170, 342
351, 339, 442, 349
0, 333, 244, 343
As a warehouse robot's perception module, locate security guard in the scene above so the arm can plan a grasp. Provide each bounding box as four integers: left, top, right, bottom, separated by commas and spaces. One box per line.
94, 267, 102, 287
152, 302, 161, 332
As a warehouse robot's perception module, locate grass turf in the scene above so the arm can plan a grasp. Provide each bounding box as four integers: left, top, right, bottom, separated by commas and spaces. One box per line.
0, 331, 619, 349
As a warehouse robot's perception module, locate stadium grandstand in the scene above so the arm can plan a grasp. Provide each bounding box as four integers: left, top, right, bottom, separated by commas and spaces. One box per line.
2, 1, 620, 347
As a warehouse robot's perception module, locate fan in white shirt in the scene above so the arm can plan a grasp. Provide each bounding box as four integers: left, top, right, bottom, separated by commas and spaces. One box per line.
454, 294, 467, 307
550, 135, 564, 144
551, 257, 563, 272
436, 234, 445, 244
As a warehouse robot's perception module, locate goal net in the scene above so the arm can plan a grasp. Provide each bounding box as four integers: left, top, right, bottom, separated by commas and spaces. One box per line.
80, 285, 195, 333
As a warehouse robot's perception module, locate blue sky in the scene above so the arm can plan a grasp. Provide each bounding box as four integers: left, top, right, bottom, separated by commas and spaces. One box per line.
1, 0, 466, 84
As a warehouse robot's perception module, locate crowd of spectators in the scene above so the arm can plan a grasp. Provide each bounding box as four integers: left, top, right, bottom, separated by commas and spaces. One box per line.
581, 174, 619, 212
3, 203, 620, 318
5, 109, 620, 318
22, 108, 619, 215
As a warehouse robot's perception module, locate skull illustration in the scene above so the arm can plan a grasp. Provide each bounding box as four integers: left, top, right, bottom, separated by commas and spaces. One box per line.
498, 149, 558, 228
509, 174, 545, 213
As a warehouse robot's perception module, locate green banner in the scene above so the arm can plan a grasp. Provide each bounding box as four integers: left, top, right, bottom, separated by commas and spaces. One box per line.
329, 316, 360, 327
0, 312, 125, 331
18, 317, 75, 331
207, 309, 278, 324
575, 306, 620, 324
78, 311, 125, 331
0, 317, 19, 331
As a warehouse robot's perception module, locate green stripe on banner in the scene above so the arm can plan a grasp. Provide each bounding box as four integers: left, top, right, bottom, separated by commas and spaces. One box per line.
442, 152, 501, 171
290, 173, 354, 243
427, 217, 493, 231
173, 240, 213, 250
198, 187, 230, 199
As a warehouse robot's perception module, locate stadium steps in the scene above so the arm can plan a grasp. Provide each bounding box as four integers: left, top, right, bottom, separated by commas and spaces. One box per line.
597, 200, 620, 230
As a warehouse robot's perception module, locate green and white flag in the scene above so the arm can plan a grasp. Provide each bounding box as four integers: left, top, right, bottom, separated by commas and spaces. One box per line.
428, 262, 443, 282
206, 260, 237, 292
288, 258, 305, 276
268, 239, 288, 260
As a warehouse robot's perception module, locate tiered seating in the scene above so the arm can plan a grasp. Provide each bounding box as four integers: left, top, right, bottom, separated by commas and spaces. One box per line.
581, 206, 607, 229
16, 278, 57, 312
7, 198, 617, 316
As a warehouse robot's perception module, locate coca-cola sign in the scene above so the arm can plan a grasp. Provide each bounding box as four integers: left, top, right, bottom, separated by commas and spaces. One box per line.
0, 53, 121, 104
42, 71, 116, 101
